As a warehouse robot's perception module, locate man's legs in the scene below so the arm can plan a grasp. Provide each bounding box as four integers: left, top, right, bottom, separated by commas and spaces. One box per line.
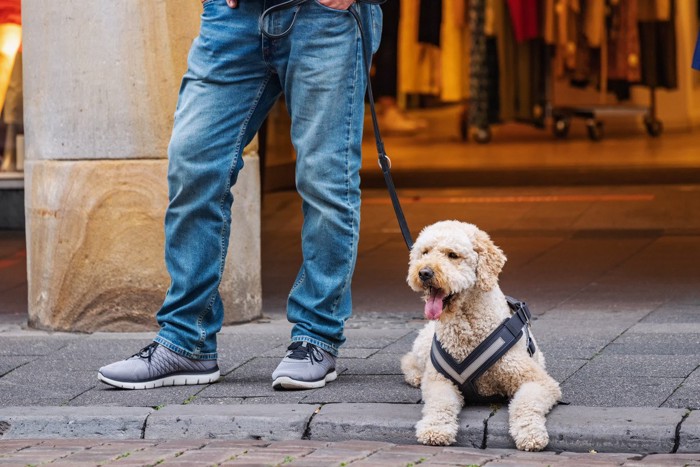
269, 1, 382, 388
99, 0, 282, 389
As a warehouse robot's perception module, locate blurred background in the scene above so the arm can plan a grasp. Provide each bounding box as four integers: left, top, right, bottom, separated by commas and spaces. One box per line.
1, 0, 699, 329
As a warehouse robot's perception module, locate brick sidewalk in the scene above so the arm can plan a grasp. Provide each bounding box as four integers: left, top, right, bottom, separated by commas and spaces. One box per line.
2, 439, 699, 466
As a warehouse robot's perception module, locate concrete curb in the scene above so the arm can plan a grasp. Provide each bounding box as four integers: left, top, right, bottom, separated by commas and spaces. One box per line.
0, 406, 152, 439
0, 404, 697, 454
145, 404, 317, 441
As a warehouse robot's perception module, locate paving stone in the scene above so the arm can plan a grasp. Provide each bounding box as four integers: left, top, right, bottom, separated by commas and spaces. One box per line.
68, 384, 201, 407
295, 447, 373, 464
196, 357, 323, 399
0, 336, 78, 357
623, 453, 700, 465
543, 358, 587, 383
625, 322, 700, 334
258, 343, 289, 358
0, 406, 151, 439
342, 328, 416, 349
640, 303, 700, 324
605, 333, 700, 356
327, 440, 395, 452
0, 378, 96, 407
196, 393, 309, 405
339, 348, 381, 359
678, 410, 700, 453
0, 356, 35, 378
425, 447, 502, 465
144, 404, 318, 440
375, 331, 419, 355
167, 447, 250, 464
573, 354, 699, 378
536, 337, 611, 360
300, 374, 421, 404
342, 353, 404, 375
42, 339, 154, 366
560, 374, 683, 407
662, 385, 700, 410
216, 336, 289, 375
486, 405, 685, 453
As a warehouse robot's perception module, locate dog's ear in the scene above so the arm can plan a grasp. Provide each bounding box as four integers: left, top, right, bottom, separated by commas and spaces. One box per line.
473, 229, 506, 291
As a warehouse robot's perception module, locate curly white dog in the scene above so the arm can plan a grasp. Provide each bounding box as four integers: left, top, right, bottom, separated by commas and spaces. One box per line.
401, 220, 561, 451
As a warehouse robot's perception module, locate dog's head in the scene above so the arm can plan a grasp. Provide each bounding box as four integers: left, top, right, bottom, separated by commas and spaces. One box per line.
407, 220, 506, 320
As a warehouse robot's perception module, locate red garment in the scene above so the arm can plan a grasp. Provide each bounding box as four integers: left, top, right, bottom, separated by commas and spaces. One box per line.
507, 0, 539, 43
0, 0, 20, 25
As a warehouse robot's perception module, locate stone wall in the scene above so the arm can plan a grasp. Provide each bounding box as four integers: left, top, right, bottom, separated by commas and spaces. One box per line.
22, 0, 262, 331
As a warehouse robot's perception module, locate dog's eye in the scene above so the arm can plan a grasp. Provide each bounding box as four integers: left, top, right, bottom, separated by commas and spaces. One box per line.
422, 249, 430, 255
448, 252, 460, 259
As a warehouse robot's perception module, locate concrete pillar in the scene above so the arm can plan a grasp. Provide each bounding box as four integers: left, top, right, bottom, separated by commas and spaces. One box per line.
22, 0, 262, 331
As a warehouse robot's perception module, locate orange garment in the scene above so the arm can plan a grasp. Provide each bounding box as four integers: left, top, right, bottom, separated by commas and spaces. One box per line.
0, 0, 20, 25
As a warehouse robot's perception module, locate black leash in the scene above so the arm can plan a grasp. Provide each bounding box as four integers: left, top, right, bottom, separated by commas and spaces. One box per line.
260, 0, 414, 251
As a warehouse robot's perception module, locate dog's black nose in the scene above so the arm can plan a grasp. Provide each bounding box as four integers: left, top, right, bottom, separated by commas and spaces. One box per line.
418, 267, 434, 282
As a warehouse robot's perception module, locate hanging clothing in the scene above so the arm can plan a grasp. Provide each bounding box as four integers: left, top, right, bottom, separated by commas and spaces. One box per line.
607, 0, 641, 83
637, 0, 677, 89
583, 0, 605, 47
0, 0, 20, 25
398, 0, 469, 102
493, 0, 545, 122
506, 0, 539, 42
418, 0, 442, 46
372, 0, 400, 99
693, 31, 700, 71
469, 0, 488, 128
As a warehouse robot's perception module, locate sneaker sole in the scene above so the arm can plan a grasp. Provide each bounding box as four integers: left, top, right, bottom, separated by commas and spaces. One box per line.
272, 370, 337, 390
97, 370, 220, 390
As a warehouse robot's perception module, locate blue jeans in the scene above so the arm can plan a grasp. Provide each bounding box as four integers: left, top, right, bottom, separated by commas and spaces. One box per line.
154, 0, 382, 360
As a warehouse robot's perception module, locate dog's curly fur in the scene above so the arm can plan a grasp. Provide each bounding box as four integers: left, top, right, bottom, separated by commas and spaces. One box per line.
401, 220, 561, 451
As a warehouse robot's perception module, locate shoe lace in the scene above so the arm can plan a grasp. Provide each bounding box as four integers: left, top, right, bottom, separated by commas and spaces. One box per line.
131, 342, 159, 363
286, 342, 325, 365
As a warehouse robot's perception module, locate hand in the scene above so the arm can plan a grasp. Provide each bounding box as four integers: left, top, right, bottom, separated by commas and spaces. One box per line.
316, 0, 355, 10
201, 0, 238, 8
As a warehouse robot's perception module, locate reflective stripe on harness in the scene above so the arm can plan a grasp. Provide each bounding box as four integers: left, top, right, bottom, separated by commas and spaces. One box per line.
430, 296, 536, 399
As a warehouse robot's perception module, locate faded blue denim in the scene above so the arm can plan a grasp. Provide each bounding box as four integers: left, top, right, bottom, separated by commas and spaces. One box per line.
154, 0, 382, 360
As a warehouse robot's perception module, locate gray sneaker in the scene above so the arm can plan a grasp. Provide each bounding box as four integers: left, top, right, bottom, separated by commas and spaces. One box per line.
98, 342, 220, 390
272, 342, 337, 390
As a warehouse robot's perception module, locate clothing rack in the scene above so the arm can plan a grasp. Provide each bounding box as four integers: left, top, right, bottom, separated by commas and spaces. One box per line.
457, 1, 667, 144
549, 15, 662, 142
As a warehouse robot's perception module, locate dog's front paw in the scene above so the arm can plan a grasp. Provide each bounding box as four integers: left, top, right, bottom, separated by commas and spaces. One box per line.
400, 353, 422, 387
416, 420, 457, 446
513, 426, 549, 452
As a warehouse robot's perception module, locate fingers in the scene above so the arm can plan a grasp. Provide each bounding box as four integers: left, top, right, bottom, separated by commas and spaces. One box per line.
316, 0, 355, 10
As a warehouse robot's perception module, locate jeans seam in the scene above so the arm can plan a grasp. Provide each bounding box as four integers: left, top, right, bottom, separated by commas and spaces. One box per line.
292, 335, 339, 356
154, 335, 218, 360
195, 71, 274, 351
289, 269, 306, 296
328, 23, 361, 316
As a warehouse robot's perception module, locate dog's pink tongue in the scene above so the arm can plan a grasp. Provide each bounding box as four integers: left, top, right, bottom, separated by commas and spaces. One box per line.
425, 289, 446, 320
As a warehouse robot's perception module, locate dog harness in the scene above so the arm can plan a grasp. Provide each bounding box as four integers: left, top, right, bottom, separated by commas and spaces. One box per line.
430, 296, 536, 399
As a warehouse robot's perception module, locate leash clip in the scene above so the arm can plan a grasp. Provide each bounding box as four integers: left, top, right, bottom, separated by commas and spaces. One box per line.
378, 154, 392, 170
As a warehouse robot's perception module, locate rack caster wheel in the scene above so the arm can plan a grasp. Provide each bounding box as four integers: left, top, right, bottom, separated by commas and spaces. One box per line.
472, 126, 491, 144
644, 117, 663, 137
553, 117, 570, 139
586, 120, 604, 141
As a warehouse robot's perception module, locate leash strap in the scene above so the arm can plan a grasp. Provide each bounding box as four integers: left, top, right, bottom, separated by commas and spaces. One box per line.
430, 296, 536, 398
348, 5, 414, 250
259, 0, 414, 250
